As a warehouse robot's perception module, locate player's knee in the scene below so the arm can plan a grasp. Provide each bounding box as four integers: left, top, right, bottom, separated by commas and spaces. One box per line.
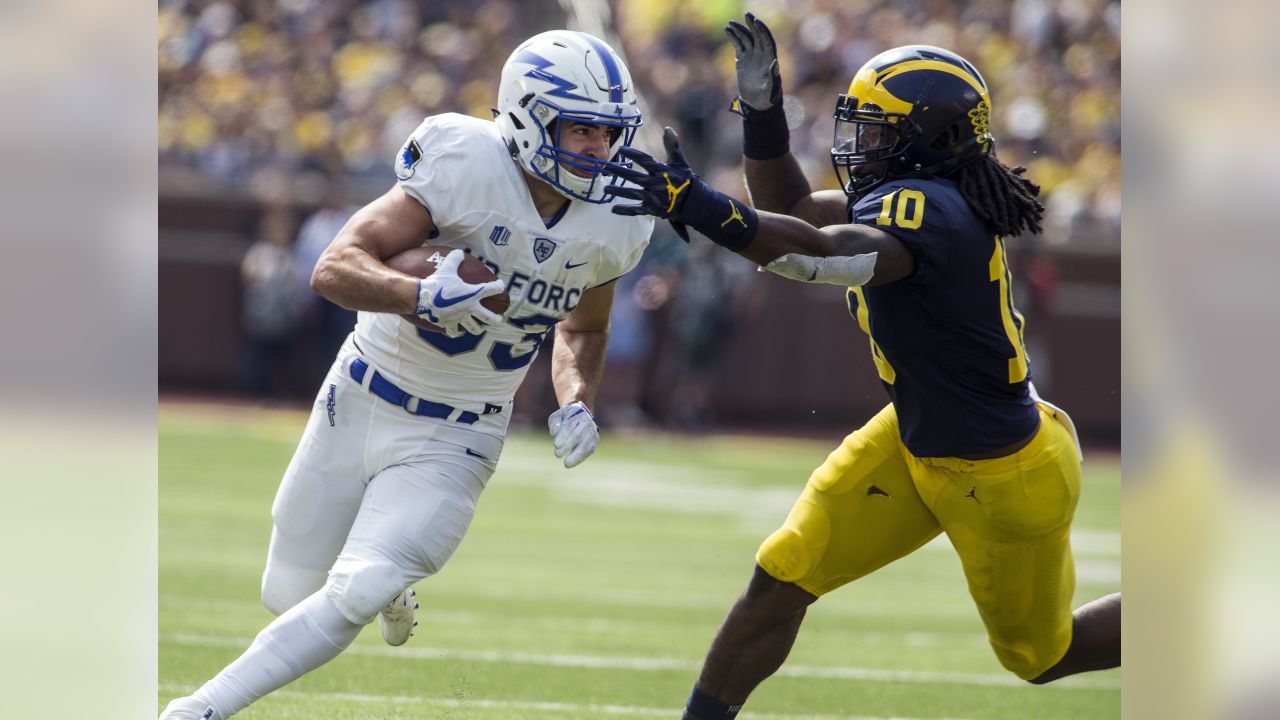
756, 520, 826, 587
989, 639, 1056, 682
325, 555, 409, 625
261, 586, 294, 617
261, 563, 327, 616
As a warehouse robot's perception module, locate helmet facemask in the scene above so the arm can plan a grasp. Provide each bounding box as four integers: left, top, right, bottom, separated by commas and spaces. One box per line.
496, 30, 643, 203
830, 95, 921, 200
524, 97, 641, 202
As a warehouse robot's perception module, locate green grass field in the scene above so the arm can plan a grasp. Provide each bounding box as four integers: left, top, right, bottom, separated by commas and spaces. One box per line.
159, 403, 1120, 719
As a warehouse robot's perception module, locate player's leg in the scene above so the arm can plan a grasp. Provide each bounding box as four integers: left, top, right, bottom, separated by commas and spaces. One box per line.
260, 348, 371, 615
685, 405, 942, 720
260, 347, 425, 643
165, 442, 495, 719
914, 403, 1117, 681
159, 586, 364, 720
684, 565, 817, 720
1028, 591, 1121, 684
325, 441, 491, 628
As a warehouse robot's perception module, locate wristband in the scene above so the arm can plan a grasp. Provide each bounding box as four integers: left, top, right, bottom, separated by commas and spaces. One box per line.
736, 99, 790, 161
681, 180, 759, 253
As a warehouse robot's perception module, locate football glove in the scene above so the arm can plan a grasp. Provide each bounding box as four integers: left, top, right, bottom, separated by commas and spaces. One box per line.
725, 12, 782, 111
414, 249, 505, 338
604, 128, 758, 252
548, 401, 599, 469
605, 127, 694, 242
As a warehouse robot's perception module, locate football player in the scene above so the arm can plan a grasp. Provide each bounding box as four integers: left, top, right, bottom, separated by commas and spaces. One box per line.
159, 30, 654, 719
601, 14, 1120, 720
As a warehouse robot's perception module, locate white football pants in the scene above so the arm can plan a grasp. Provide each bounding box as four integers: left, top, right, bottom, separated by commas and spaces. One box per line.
261, 336, 508, 624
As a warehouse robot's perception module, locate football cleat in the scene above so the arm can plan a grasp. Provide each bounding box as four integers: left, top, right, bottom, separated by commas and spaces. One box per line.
379, 588, 419, 647
157, 695, 218, 720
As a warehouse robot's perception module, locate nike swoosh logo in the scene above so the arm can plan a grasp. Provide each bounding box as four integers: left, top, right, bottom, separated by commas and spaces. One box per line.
464, 448, 489, 460
564, 260, 589, 269
433, 287, 483, 308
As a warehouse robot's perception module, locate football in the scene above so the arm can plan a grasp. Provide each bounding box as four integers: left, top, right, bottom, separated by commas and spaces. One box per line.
385, 246, 510, 333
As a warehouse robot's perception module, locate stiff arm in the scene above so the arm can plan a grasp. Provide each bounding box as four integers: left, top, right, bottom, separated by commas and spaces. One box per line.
739, 209, 915, 287
742, 153, 908, 286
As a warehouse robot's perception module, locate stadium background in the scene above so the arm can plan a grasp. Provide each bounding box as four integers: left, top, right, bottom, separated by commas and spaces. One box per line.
157, 2, 1120, 717
157, 0, 1120, 444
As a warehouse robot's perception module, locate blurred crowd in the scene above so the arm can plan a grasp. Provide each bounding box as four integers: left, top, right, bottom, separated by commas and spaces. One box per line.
617, 0, 1121, 244
160, 0, 1119, 242
159, 0, 534, 182
159, 0, 1120, 419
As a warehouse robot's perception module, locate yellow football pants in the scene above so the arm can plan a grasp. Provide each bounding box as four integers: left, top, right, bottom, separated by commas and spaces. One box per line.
756, 403, 1081, 679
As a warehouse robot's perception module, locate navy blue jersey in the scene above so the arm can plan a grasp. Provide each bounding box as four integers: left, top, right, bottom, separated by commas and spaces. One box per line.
845, 177, 1038, 457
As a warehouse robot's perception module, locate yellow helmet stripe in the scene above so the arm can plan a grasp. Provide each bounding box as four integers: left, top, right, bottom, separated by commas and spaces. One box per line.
847, 66, 914, 115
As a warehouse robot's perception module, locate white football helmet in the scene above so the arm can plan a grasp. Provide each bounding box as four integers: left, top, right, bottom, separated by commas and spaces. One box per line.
495, 30, 642, 203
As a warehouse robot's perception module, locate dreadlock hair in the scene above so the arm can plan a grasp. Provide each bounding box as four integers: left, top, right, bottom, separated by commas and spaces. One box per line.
953, 150, 1045, 238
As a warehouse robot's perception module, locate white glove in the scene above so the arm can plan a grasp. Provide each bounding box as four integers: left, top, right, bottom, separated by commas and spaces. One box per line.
763, 251, 879, 287
548, 401, 599, 469
724, 12, 782, 110
415, 249, 505, 338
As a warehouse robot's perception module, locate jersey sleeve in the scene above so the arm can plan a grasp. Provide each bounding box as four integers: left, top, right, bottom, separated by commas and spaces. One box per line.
394, 114, 470, 229
591, 216, 654, 287
851, 182, 955, 284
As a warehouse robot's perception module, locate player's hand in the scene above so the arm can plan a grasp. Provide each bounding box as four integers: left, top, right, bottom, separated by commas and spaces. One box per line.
725, 12, 782, 111
414, 249, 505, 338
602, 127, 698, 241
547, 401, 599, 468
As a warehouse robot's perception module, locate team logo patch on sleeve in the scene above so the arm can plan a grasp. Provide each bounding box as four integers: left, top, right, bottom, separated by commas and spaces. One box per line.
395, 138, 423, 180
532, 236, 557, 263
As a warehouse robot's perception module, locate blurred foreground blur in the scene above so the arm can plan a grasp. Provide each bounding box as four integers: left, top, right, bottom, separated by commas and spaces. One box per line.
1124, 0, 1280, 718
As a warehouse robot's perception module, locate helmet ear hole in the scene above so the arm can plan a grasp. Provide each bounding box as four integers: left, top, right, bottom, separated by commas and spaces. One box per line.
931, 123, 962, 151
508, 113, 525, 131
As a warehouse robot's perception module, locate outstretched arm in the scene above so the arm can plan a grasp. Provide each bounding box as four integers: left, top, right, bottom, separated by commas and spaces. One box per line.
725, 12, 847, 227
742, 211, 914, 286
604, 129, 913, 287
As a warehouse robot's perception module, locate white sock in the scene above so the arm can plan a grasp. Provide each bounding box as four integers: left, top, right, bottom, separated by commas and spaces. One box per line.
192, 588, 364, 718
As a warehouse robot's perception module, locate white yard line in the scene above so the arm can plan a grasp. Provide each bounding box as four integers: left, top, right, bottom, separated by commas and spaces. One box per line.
158, 596, 990, 645
156, 682, 974, 720
163, 634, 1119, 690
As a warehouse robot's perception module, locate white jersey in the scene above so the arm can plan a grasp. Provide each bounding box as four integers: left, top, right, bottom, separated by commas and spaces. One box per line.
353, 113, 653, 416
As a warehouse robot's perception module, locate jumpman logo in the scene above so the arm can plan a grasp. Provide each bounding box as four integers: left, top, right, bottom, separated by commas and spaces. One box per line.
662, 172, 690, 213
721, 199, 747, 228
